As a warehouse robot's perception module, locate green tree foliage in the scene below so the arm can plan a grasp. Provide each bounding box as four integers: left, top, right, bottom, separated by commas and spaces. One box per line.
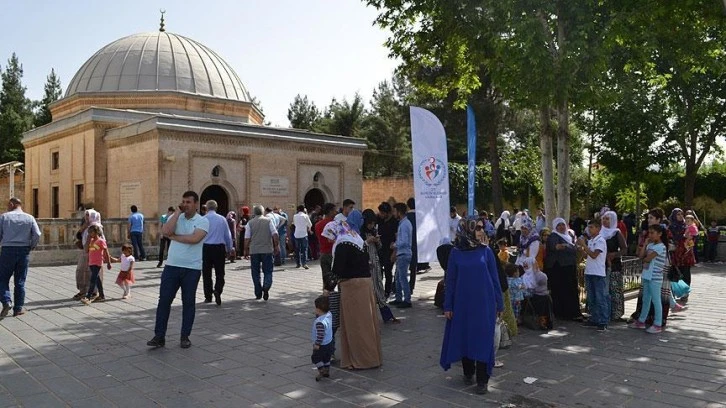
361, 80, 411, 177
287, 94, 321, 131
33, 68, 62, 127
317, 94, 366, 137
0, 53, 33, 163
616, 183, 648, 215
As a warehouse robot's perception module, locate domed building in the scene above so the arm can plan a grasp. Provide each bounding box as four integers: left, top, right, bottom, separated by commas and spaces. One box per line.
22, 28, 365, 220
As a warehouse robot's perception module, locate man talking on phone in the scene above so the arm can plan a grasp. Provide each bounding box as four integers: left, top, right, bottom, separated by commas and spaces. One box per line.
147, 191, 209, 349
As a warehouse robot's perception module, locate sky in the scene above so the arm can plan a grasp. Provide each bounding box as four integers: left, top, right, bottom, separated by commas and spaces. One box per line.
0, 0, 399, 127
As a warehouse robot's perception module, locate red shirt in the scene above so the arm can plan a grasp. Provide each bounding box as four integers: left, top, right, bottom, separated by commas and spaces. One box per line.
88, 237, 107, 266
315, 217, 334, 255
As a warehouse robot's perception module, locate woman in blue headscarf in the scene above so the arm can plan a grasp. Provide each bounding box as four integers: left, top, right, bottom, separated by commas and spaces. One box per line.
440, 216, 503, 395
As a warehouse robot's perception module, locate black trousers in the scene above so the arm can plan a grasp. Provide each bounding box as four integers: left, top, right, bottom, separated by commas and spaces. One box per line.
158, 237, 170, 264
202, 244, 226, 299
462, 358, 490, 385
379, 250, 393, 296
409, 252, 418, 292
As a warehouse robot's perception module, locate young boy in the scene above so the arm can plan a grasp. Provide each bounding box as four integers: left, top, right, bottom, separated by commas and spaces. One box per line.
311, 295, 334, 381
322, 280, 340, 358
577, 220, 609, 331
497, 239, 510, 264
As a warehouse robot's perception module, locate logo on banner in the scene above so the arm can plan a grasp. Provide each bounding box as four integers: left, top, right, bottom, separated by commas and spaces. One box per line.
417, 156, 447, 187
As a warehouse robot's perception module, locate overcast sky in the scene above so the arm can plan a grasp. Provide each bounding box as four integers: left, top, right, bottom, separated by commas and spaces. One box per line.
0, 0, 398, 127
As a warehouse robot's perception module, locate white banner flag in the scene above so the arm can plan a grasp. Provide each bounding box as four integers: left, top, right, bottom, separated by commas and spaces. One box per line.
410, 106, 450, 262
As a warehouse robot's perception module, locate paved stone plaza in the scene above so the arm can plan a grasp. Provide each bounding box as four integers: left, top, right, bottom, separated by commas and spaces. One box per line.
1, 260, 725, 408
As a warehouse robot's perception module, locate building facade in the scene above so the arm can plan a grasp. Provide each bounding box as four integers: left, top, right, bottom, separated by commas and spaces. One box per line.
22, 30, 366, 220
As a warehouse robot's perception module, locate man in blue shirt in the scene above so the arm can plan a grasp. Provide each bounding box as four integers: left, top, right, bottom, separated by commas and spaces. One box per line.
128, 205, 146, 261
391, 202, 413, 308
202, 200, 233, 305
0, 198, 42, 318
147, 191, 209, 349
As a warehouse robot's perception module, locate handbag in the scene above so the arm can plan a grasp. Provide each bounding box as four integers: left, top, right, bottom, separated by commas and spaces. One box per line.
671, 279, 691, 298
665, 252, 681, 282
498, 318, 512, 349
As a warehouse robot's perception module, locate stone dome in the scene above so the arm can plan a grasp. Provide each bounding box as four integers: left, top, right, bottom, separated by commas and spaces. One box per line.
65, 31, 251, 102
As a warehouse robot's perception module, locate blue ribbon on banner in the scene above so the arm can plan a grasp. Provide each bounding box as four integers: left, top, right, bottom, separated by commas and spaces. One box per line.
466, 105, 476, 217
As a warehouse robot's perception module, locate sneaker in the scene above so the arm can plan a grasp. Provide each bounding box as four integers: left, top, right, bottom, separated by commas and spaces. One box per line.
95, 296, 106, 303
0, 303, 11, 318
322, 366, 330, 378
204, 298, 212, 303
180, 336, 192, 349
89, 294, 100, 303
671, 304, 687, 313
156, 263, 163, 268
80, 297, 92, 305
628, 321, 647, 329
303, 265, 309, 270
646, 325, 663, 334
475, 384, 489, 394
263, 289, 269, 301
72, 293, 83, 301
597, 325, 608, 332
214, 292, 222, 306
12, 309, 25, 317
146, 336, 165, 348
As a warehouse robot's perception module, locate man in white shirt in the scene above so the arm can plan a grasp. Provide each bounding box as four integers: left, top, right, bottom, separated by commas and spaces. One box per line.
449, 206, 461, 241
334, 198, 355, 222
577, 219, 609, 331
293, 205, 313, 269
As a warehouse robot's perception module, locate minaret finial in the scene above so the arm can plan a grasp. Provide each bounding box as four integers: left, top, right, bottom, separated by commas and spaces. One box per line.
159, 9, 166, 32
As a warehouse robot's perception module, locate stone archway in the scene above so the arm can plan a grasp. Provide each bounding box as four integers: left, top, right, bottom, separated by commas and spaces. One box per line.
304, 188, 326, 211
200, 184, 229, 215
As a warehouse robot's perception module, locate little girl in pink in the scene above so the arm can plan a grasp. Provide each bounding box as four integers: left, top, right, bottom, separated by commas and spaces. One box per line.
115, 243, 136, 299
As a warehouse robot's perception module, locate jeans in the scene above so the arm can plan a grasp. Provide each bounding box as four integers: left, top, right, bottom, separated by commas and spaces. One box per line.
154, 265, 201, 337
130, 231, 146, 259
395, 254, 412, 303
295, 236, 309, 267
409, 252, 418, 292
202, 244, 226, 299
638, 278, 663, 326
707, 241, 718, 262
86, 265, 105, 298
379, 249, 393, 296
158, 237, 170, 264
585, 274, 610, 326
250, 253, 274, 298
0, 246, 31, 312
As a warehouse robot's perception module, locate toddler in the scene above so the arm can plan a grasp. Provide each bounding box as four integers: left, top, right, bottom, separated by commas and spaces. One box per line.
497, 239, 510, 264
115, 243, 136, 299
81, 225, 113, 305
311, 295, 334, 381
505, 263, 525, 321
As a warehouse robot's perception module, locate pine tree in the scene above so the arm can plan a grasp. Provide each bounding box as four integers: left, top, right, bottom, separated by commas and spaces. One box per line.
34, 68, 62, 127
0, 53, 33, 163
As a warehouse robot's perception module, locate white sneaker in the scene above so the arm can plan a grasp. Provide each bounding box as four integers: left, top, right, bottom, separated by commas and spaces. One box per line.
646, 325, 663, 334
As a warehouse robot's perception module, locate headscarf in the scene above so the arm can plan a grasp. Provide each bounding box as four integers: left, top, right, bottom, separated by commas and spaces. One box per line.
518, 217, 539, 250
669, 208, 686, 242
552, 217, 574, 244
494, 211, 510, 230
455, 216, 481, 250
241, 206, 250, 216
82, 209, 104, 245
346, 209, 363, 234
360, 209, 377, 238
322, 220, 364, 252
600, 211, 619, 240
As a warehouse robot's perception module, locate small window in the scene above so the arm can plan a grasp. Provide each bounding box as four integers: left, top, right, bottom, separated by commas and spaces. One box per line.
51, 186, 59, 218
212, 165, 221, 177
32, 188, 39, 218
75, 184, 84, 211
51, 151, 59, 170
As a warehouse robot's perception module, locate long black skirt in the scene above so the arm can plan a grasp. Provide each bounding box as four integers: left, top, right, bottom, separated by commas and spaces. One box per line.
546, 262, 583, 320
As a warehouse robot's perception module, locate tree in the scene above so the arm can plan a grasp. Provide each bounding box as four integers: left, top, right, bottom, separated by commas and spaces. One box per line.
361, 80, 411, 177
610, 0, 726, 207
287, 94, 321, 130
0, 53, 33, 163
366, 0, 508, 214
317, 94, 366, 137
33, 68, 62, 127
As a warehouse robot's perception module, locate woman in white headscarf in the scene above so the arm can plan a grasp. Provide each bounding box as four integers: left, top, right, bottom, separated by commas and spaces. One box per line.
323, 218, 382, 370
73, 209, 104, 300
494, 211, 511, 245
545, 218, 584, 321
601, 210, 627, 321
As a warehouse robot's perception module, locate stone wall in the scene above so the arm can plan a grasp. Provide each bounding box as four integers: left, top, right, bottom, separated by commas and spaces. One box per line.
0, 173, 24, 201
30, 218, 161, 266
362, 177, 414, 210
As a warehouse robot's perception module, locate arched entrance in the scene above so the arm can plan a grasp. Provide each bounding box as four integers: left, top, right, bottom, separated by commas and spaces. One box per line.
304, 188, 325, 211
200, 185, 229, 215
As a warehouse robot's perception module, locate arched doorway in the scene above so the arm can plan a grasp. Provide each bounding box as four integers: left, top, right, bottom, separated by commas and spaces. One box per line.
200, 185, 229, 215
304, 188, 325, 211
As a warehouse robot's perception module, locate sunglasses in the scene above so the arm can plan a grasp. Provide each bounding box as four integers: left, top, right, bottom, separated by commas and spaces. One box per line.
475, 225, 484, 231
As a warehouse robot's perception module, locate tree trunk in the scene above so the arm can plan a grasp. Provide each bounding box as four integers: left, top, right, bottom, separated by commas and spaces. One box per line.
556, 101, 571, 220
485, 104, 504, 215
539, 106, 557, 219
684, 162, 697, 208
635, 182, 642, 228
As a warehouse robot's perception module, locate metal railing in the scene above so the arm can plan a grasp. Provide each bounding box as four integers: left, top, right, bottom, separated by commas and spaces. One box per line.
577, 256, 643, 305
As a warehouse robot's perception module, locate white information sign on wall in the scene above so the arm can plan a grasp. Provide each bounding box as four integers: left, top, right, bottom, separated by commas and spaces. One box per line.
119, 181, 142, 213
260, 176, 289, 197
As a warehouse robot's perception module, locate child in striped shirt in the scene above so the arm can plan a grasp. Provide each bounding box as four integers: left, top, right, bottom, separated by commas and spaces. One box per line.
311, 295, 333, 381
629, 224, 667, 334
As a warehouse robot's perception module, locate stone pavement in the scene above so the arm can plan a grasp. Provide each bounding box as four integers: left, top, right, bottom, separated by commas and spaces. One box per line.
1, 259, 726, 408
